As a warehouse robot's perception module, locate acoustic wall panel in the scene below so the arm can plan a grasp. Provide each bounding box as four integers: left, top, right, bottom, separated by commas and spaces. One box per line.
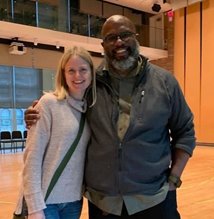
174, 9, 185, 91
174, 0, 214, 144
200, 0, 214, 142
185, 3, 201, 139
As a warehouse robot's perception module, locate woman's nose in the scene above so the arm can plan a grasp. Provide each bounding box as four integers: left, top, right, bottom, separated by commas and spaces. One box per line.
73, 71, 81, 77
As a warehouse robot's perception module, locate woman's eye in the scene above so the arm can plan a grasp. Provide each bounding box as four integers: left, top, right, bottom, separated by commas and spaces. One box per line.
68, 69, 75, 74
80, 68, 87, 73
66, 68, 89, 75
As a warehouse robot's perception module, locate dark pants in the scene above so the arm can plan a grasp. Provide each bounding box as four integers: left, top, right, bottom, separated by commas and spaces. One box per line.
88, 191, 181, 219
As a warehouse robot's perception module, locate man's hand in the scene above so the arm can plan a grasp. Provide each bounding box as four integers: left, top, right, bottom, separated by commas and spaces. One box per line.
24, 100, 40, 129
168, 181, 176, 191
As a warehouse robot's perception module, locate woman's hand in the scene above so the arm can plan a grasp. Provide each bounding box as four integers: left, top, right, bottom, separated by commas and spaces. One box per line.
28, 210, 45, 219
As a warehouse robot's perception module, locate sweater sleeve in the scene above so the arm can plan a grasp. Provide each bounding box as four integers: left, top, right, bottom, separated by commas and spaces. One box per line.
167, 75, 196, 156
23, 94, 52, 214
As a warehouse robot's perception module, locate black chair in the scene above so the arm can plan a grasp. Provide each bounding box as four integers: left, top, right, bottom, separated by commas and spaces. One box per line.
0, 131, 13, 153
23, 130, 27, 147
11, 130, 25, 152
23, 130, 27, 139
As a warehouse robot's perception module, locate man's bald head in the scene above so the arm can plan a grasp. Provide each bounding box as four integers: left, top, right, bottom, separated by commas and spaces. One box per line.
101, 15, 136, 38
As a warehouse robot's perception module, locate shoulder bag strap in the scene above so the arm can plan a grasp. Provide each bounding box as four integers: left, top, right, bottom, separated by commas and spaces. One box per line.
44, 113, 86, 201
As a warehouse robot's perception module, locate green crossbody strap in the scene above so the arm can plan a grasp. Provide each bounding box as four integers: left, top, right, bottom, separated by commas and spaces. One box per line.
44, 113, 85, 201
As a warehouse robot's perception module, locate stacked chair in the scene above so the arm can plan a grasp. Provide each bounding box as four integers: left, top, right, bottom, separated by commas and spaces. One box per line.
0, 130, 27, 153
0, 131, 13, 153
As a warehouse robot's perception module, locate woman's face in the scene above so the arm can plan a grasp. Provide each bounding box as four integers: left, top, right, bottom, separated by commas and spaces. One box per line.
64, 55, 92, 100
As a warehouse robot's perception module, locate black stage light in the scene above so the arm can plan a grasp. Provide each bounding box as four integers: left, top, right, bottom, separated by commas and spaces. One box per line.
152, 3, 161, 12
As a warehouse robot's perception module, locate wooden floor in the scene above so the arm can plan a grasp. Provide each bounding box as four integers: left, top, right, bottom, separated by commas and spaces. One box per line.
0, 146, 214, 219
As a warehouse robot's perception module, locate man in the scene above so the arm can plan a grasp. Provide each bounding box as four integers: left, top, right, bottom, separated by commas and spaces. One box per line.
25, 15, 196, 219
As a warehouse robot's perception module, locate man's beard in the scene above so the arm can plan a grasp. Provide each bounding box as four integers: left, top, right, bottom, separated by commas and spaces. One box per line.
105, 41, 140, 72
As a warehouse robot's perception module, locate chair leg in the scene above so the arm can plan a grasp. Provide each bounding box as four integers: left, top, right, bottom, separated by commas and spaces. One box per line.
14, 142, 17, 153
22, 142, 25, 151
11, 142, 15, 153
3, 143, 5, 154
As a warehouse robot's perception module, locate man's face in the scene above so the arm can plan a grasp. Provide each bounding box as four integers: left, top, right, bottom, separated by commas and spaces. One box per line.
101, 20, 139, 72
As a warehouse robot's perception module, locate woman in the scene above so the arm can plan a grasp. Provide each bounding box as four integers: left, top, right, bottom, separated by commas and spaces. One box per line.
14, 46, 96, 219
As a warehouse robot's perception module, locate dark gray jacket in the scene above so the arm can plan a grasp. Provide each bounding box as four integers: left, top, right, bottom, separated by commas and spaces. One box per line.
85, 57, 195, 196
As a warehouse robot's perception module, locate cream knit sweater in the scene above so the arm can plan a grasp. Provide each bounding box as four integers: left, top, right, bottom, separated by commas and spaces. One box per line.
15, 93, 90, 214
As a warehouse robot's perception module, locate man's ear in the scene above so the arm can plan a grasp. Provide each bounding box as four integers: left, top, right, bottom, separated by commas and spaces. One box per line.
101, 41, 104, 48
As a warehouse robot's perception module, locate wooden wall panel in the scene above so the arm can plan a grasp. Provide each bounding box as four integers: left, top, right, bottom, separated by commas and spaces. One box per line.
201, 0, 214, 142
174, 9, 185, 91
185, 3, 201, 140
174, 0, 214, 144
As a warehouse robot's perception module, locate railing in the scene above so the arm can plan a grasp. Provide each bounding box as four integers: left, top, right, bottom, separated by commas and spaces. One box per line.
0, 1, 166, 49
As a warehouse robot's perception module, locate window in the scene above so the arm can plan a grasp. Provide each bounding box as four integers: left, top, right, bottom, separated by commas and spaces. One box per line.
0, 109, 11, 131
0, 65, 43, 132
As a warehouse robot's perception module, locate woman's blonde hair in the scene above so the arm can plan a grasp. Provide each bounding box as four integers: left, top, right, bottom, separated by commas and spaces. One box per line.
53, 46, 96, 107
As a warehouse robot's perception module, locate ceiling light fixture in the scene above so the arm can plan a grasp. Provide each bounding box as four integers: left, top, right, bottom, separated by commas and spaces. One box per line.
56, 41, 60, 49
33, 38, 38, 46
